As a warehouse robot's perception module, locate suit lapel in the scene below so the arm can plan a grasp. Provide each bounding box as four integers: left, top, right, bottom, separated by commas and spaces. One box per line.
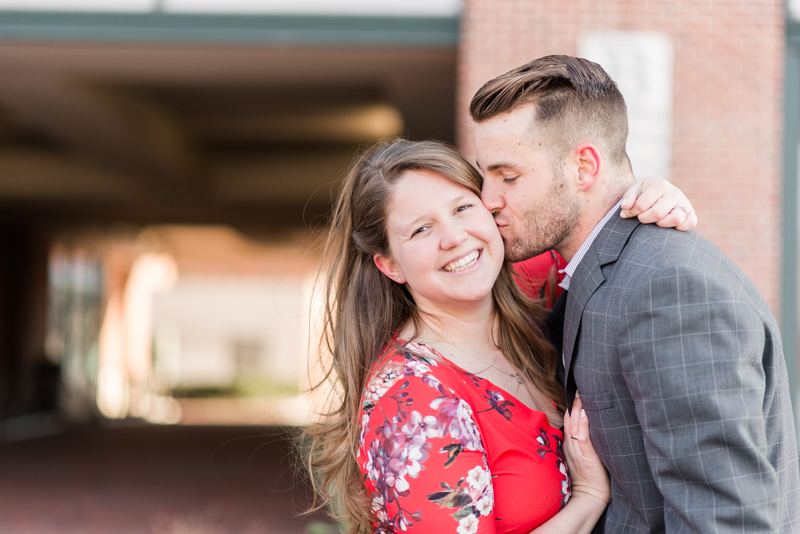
563, 209, 641, 374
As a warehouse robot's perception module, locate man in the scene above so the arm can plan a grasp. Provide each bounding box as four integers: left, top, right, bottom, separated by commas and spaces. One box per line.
470, 55, 800, 532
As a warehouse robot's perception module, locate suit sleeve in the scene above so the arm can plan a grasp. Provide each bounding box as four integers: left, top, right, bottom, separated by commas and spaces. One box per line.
620, 265, 779, 532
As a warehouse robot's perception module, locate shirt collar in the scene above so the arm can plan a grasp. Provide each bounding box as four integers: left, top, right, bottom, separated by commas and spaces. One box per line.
558, 199, 624, 291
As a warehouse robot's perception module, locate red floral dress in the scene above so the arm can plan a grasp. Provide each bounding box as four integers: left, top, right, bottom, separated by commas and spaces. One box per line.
357, 339, 570, 534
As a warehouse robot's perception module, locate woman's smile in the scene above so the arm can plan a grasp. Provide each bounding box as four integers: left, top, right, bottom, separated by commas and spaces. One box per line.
442, 249, 482, 273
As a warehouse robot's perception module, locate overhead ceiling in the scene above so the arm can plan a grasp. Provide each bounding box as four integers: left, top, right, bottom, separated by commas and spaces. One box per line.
0, 34, 457, 229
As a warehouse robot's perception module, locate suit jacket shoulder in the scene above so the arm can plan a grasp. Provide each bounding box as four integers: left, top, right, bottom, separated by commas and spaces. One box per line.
611, 221, 774, 322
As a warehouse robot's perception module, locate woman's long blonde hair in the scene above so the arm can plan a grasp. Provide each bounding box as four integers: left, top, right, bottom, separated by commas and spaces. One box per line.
303, 139, 562, 533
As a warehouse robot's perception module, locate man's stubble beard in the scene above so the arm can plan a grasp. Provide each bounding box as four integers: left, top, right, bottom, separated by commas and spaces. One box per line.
502, 166, 582, 263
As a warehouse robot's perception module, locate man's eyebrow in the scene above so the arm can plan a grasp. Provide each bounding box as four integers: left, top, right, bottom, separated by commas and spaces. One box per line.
485, 161, 518, 172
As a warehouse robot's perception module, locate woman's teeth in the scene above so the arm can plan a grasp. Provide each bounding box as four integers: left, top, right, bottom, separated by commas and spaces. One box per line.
443, 250, 480, 272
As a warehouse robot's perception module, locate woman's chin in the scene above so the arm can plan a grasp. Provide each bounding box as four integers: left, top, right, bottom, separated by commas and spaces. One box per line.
445, 286, 496, 307
411, 286, 494, 313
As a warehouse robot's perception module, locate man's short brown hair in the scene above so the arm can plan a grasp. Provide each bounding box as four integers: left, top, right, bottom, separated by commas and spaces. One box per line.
470, 55, 631, 172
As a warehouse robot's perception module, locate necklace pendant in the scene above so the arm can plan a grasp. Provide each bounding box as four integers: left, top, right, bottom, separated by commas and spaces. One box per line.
512, 373, 525, 384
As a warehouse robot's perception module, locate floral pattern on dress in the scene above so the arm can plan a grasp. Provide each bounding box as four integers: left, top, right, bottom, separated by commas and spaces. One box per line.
535, 428, 571, 506
478, 390, 515, 420
426, 464, 495, 534
361, 342, 490, 533
358, 340, 569, 534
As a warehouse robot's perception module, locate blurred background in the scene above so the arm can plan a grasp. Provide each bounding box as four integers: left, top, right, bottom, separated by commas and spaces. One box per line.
0, 0, 797, 532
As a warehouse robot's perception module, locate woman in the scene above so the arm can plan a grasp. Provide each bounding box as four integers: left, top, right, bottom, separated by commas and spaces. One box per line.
304, 139, 694, 534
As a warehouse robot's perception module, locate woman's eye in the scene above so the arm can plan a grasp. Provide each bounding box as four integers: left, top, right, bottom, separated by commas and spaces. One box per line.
456, 204, 472, 213
503, 175, 518, 183
411, 226, 428, 237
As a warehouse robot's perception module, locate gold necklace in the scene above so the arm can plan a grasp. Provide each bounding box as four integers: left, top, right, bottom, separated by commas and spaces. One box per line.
429, 338, 527, 384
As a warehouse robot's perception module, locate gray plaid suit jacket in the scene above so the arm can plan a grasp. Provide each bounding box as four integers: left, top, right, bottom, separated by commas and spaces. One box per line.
564, 208, 800, 533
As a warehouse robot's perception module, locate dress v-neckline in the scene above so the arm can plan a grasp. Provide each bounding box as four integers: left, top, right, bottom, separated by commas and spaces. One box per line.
397, 338, 561, 433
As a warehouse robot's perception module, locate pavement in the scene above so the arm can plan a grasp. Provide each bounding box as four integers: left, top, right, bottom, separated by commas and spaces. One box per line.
0, 423, 333, 534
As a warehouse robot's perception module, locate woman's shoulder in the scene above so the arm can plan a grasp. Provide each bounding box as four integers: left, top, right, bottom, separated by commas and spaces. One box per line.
367, 340, 449, 385
362, 339, 459, 412
359, 339, 486, 456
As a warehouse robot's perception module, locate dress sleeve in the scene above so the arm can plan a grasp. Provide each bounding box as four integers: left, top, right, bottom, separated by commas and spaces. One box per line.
360, 373, 497, 534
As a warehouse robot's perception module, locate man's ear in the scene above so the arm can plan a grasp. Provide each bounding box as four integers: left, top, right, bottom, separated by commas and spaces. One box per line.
374, 254, 404, 284
571, 143, 602, 192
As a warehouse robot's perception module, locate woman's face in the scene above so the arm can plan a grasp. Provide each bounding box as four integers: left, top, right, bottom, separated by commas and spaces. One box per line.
374, 169, 505, 313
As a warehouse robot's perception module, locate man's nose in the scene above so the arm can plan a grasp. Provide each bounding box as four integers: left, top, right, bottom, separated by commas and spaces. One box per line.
481, 182, 505, 214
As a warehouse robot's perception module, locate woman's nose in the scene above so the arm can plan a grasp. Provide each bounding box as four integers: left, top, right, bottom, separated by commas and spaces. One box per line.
440, 222, 468, 250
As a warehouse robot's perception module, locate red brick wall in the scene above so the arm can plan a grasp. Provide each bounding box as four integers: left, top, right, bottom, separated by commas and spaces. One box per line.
457, 0, 785, 314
